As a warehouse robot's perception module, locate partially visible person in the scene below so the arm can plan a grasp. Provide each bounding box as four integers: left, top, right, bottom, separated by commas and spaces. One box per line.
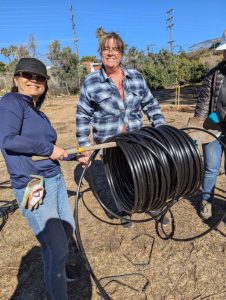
0, 58, 83, 299
194, 29, 226, 220
76, 32, 166, 224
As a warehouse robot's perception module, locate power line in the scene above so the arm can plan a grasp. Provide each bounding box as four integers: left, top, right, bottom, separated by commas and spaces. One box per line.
0, 4, 68, 9
166, 9, 175, 53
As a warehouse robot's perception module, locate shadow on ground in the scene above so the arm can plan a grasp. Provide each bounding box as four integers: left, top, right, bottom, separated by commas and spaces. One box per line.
187, 191, 226, 228
10, 233, 92, 300
10, 246, 45, 300
73, 160, 119, 217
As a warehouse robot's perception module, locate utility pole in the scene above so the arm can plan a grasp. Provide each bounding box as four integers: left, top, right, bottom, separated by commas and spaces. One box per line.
147, 43, 155, 54
166, 9, 175, 53
70, 2, 79, 58
70, 1, 81, 88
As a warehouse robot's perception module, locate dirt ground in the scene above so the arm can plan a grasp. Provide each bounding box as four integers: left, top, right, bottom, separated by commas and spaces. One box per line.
0, 86, 225, 300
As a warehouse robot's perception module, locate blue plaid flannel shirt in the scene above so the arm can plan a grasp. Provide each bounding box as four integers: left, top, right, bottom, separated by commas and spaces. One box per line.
76, 65, 165, 146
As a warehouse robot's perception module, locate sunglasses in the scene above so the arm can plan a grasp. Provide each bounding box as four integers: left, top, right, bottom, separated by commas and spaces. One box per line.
15, 71, 47, 83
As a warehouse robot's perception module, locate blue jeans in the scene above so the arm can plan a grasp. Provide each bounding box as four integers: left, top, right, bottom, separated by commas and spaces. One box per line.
202, 135, 226, 201
14, 173, 75, 300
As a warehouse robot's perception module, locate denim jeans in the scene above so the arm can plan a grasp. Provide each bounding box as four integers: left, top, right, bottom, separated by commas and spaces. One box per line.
202, 134, 226, 201
14, 173, 75, 300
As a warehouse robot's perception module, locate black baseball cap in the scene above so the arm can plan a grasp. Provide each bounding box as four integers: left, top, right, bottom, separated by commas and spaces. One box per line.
14, 57, 50, 79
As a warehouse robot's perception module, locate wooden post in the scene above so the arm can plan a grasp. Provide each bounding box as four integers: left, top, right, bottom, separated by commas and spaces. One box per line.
175, 84, 180, 109
177, 84, 180, 109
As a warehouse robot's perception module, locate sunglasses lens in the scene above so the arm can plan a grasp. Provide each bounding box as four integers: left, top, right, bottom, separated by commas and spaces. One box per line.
21, 72, 33, 80
17, 72, 46, 82
36, 75, 46, 82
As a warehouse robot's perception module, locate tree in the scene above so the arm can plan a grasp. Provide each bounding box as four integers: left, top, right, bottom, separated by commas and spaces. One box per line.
190, 60, 208, 83
80, 56, 97, 62
96, 27, 106, 41
125, 47, 139, 69
141, 63, 165, 90
0, 61, 6, 73
13, 45, 29, 60
48, 40, 61, 68
1, 44, 29, 64
0, 45, 29, 74
1, 48, 11, 62
124, 47, 147, 70
48, 40, 84, 94
176, 55, 191, 85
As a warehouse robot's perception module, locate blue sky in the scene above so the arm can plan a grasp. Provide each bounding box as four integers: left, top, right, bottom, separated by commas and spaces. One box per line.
0, 0, 225, 61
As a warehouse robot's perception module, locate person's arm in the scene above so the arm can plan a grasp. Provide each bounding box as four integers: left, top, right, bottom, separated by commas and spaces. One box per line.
0, 100, 53, 156
76, 84, 94, 147
140, 76, 165, 127
194, 70, 213, 118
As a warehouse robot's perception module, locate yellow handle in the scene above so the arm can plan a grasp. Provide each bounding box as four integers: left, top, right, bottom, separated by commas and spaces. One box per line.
77, 147, 85, 154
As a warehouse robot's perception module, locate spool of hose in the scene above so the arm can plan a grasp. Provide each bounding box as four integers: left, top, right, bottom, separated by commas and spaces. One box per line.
74, 125, 205, 299
102, 125, 203, 214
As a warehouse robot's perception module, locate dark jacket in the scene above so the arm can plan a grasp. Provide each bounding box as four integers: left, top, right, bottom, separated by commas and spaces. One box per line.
195, 61, 226, 118
0, 92, 60, 189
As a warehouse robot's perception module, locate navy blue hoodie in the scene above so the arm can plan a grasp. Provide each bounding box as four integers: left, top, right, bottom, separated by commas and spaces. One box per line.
0, 92, 61, 189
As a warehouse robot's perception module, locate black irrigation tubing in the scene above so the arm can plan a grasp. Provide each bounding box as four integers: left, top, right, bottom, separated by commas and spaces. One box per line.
79, 188, 126, 226
88, 158, 173, 224
74, 151, 111, 300
0, 199, 18, 232
155, 127, 226, 241
74, 125, 205, 299
181, 126, 226, 150
156, 192, 226, 242
103, 125, 202, 213
99, 273, 150, 295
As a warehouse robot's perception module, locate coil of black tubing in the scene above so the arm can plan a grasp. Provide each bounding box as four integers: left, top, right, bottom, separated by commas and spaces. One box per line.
102, 125, 203, 215
74, 125, 203, 299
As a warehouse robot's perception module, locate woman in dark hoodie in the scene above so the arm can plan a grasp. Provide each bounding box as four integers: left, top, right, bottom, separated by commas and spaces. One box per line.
194, 29, 226, 220
0, 58, 80, 300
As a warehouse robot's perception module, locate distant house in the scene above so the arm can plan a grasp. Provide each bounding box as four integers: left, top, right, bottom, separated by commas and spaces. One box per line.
189, 38, 221, 52
82, 62, 102, 73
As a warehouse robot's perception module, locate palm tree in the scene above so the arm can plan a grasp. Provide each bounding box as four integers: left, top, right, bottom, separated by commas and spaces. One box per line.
1, 48, 11, 62
95, 27, 106, 41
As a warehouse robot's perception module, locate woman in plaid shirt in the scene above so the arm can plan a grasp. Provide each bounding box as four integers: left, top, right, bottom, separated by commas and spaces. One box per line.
76, 32, 165, 151
76, 32, 166, 224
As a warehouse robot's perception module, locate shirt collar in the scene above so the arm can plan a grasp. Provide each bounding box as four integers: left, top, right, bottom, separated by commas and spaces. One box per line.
16, 93, 35, 107
19, 93, 33, 103
99, 64, 132, 83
